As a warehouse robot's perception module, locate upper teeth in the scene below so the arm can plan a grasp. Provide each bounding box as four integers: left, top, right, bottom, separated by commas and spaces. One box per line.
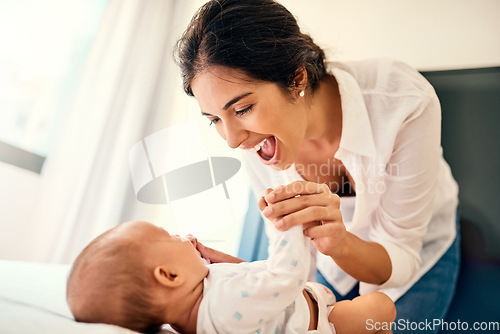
250, 138, 267, 153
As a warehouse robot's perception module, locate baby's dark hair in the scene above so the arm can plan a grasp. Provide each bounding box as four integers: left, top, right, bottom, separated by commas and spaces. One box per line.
66, 228, 164, 333
175, 0, 326, 96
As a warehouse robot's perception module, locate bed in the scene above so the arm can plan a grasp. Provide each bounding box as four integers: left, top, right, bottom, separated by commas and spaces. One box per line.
2, 67, 499, 334
0, 260, 177, 334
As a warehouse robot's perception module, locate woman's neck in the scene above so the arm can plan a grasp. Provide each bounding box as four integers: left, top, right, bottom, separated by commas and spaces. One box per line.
304, 74, 342, 145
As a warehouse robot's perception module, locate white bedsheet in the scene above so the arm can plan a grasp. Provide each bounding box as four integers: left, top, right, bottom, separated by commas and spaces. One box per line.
0, 260, 176, 334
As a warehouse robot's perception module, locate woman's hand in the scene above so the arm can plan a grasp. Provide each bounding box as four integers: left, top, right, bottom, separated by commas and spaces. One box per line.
185, 234, 244, 264
185, 234, 204, 258
258, 181, 347, 258
258, 181, 391, 284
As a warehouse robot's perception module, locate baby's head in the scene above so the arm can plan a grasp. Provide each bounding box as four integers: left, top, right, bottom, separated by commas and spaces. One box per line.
67, 221, 208, 333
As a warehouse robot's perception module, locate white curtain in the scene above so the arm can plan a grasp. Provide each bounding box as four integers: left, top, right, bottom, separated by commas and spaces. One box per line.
22, 0, 204, 263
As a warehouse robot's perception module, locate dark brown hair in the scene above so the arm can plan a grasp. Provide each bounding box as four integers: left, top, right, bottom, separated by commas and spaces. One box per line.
175, 0, 326, 96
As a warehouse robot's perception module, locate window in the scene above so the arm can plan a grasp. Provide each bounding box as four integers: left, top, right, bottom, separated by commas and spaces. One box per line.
0, 0, 108, 172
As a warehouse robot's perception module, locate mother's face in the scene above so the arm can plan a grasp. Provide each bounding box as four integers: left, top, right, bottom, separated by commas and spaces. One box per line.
191, 66, 308, 170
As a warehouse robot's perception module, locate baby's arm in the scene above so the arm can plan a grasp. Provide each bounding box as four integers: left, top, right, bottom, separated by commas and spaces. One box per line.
237, 191, 311, 312
199, 188, 311, 332
328, 292, 396, 334
207, 200, 311, 330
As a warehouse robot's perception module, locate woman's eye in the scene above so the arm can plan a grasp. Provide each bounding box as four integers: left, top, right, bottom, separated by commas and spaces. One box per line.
236, 105, 252, 117
209, 118, 220, 126
207, 105, 252, 126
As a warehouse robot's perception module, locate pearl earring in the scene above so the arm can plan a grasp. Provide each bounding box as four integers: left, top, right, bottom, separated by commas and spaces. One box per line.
299, 90, 305, 97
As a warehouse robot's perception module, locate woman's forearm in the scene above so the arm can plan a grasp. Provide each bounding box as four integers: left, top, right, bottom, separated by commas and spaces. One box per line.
331, 232, 392, 285
197, 242, 244, 264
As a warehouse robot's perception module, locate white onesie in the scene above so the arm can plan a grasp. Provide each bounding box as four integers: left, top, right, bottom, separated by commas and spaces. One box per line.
196, 223, 336, 333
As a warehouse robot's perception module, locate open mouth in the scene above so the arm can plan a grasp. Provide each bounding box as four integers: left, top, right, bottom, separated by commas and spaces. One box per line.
251, 136, 278, 164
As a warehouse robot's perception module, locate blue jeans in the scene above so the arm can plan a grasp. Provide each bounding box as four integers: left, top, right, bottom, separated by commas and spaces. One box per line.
316, 223, 461, 334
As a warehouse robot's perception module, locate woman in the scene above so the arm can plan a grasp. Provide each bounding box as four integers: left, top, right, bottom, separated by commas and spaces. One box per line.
175, 0, 460, 332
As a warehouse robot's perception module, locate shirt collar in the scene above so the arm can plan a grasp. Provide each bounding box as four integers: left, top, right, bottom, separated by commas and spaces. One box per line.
330, 64, 377, 159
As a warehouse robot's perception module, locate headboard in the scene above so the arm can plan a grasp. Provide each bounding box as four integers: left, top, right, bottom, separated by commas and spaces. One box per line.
421, 67, 500, 261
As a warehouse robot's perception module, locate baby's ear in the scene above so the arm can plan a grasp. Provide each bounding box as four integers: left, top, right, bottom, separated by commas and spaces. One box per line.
154, 265, 184, 288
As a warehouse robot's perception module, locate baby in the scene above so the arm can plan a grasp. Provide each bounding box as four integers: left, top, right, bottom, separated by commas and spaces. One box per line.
67, 220, 395, 334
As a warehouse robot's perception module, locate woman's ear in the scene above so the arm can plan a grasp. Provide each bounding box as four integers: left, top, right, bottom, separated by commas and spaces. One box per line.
154, 265, 184, 288
293, 66, 308, 95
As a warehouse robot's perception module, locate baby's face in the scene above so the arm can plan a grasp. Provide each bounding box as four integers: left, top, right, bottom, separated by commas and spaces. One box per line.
117, 221, 209, 279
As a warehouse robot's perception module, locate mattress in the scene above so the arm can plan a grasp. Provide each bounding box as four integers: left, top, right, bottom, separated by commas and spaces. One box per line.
0, 260, 176, 333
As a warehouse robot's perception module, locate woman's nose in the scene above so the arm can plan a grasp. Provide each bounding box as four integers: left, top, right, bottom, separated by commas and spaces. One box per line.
223, 122, 247, 149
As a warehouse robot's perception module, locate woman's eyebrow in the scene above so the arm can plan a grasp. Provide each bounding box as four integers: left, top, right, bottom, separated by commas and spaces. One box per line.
201, 92, 253, 117
223, 92, 253, 110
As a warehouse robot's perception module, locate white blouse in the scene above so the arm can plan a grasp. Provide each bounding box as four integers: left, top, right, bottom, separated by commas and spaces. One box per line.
242, 59, 459, 301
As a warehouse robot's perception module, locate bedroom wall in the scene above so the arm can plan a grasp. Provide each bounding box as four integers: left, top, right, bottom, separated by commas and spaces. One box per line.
280, 0, 500, 70
1, 0, 499, 261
